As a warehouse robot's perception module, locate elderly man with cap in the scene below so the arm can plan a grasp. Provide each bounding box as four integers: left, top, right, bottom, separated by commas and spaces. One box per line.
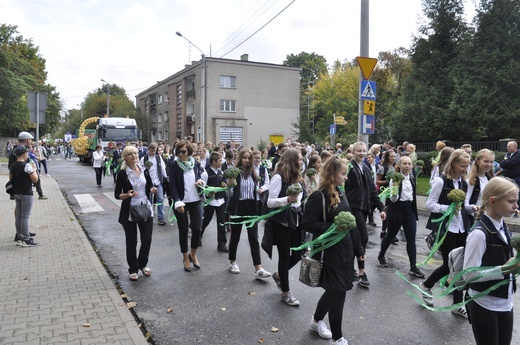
10, 145, 40, 246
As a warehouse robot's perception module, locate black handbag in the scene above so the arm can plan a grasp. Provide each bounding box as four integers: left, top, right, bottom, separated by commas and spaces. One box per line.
5, 179, 14, 195
130, 203, 152, 222
299, 191, 326, 288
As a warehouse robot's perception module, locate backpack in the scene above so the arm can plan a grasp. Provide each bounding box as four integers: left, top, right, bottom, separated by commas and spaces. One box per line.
448, 246, 466, 291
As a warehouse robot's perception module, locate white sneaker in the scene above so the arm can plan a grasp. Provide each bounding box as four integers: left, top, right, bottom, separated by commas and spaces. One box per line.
310, 318, 332, 339
255, 268, 272, 279
281, 291, 300, 306
451, 306, 468, 318
229, 262, 240, 274
420, 281, 434, 307
331, 337, 348, 345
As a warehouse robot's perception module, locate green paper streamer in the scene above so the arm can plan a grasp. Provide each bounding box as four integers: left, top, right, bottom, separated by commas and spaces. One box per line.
291, 224, 350, 256
224, 204, 290, 228
419, 202, 459, 266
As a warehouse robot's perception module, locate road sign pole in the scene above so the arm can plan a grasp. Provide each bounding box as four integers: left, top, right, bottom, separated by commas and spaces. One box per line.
36, 92, 40, 149
358, 0, 369, 145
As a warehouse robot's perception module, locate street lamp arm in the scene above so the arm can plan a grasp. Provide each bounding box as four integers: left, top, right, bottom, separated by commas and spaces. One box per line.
176, 31, 205, 57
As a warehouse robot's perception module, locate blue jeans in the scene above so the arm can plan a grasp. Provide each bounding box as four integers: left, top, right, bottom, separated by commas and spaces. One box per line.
154, 183, 164, 222
14, 194, 34, 241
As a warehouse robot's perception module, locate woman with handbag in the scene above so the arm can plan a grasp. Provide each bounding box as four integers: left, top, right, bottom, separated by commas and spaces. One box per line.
302, 157, 364, 345
266, 148, 304, 306
169, 140, 206, 272
115, 145, 157, 281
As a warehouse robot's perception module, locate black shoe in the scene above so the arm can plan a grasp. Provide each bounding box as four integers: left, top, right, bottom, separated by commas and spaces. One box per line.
392, 237, 399, 244
409, 266, 425, 278
368, 221, 377, 227
158, 220, 166, 226
377, 256, 388, 267
19, 238, 40, 247
14, 232, 36, 241
188, 254, 201, 269
358, 273, 370, 288
217, 243, 229, 253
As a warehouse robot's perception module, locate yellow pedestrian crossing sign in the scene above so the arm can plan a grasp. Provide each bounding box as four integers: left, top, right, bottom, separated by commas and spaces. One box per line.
364, 100, 375, 115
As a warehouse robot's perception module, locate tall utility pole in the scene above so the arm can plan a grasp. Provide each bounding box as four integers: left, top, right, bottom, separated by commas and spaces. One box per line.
358, 0, 369, 145
101, 79, 110, 117
176, 31, 206, 143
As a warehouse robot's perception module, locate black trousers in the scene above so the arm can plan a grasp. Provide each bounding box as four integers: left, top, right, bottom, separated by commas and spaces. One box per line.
423, 231, 467, 303
228, 200, 261, 266
380, 201, 417, 267
467, 300, 513, 345
174, 200, 203, 253
201, 202, 227, 245
94, 167, 103, 186
272, 220, 301, 292
314, 290, 347, 341
123, 218, 153, 274
351, 209, 368, 270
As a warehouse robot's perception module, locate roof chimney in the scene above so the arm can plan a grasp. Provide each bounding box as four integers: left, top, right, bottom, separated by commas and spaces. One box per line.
240, 54, 249, 61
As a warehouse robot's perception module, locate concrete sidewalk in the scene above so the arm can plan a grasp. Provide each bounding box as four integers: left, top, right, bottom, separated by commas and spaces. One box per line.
0, 174, 148, 345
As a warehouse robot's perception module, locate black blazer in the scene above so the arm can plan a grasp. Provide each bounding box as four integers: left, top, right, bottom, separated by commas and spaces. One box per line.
345, 161, 384, 212
168, 160, 204, 204
115, 167, 153, 226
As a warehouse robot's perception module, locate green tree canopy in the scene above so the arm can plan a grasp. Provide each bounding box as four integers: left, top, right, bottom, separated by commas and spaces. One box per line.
0, 24, 61, 137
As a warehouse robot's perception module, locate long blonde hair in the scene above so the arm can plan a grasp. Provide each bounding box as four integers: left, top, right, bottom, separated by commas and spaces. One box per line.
477, 176, 518, 219
444, 149, 471, 180
467, 149, 495, 186
318, 157, 349, 209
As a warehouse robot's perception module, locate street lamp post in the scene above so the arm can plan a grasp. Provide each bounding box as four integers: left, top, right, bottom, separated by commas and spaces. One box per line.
100, 79, 110, 117
77, 103, 84, 121
176, 31, 206, 143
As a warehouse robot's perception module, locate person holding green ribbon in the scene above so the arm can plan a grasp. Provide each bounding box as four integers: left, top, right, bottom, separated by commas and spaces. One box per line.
302, 157, 363, 345
266, 148, 304, 306
422, 149, 475, 317
463, 177, 520, 345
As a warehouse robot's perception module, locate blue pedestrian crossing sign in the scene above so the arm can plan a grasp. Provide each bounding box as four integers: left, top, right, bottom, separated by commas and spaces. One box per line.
360, 80, 376, 100
329, 124, 337, 135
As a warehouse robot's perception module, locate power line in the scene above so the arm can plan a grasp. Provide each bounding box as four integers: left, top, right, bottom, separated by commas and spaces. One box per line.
219, 0, 296, 59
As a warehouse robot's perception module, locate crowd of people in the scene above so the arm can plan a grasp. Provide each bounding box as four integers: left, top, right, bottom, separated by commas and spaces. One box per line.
8, 132, 520, 345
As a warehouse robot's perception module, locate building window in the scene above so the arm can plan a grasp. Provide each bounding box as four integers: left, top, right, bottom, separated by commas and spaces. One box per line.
220, 76, 236, 88
164, 111, 168, 122
177, 84, 182, 108
220, 100, 236, 112
157, 113, 163, 123
158, 94, 163, 104
164, 130, 169, 142
164, 92, 168, 103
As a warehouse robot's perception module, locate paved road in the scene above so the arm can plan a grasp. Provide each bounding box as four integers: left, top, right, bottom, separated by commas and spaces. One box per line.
3, 156, 520, 345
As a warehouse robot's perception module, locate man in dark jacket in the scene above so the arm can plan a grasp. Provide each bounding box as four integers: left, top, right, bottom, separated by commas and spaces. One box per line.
500, 140, 520, 212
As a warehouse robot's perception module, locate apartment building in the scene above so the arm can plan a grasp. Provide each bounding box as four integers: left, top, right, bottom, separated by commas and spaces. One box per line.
135, 55, 300, 147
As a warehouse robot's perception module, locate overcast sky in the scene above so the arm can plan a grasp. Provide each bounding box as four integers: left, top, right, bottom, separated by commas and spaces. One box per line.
1, 0, 477, 111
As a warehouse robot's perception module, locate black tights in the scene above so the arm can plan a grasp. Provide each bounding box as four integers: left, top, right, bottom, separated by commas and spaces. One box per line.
272, 221, 301, 292
314, 290, 346, 341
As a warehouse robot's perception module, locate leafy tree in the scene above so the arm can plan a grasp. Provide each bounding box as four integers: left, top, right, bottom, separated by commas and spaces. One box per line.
311, 61, 359, 146
450, 0, 520, 140
283, 52, 328, 143
0, 24, 60, 137
395, 0, 469, 142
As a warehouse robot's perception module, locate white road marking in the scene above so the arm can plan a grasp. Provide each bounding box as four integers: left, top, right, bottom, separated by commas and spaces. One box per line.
104, 192, 122, 206
74, 194, 104, 213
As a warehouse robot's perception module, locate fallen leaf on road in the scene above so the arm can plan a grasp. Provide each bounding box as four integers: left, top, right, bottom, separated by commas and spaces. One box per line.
248, 291, 256, 295
271, 327, 279, 332
83, 323, 91, 327
120, 294, 127, 298
145, 332, 151, 340
167, 307, 173, 313
220, 307, 226, 311
127, 302, 137, 309
258, 338, 265, 343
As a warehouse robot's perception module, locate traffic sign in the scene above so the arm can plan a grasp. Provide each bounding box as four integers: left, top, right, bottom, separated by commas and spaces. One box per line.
334, 115, 347, 125
360, 80, 376, 100
361, 114, 375, 134
363, 100, 375, 115
329, 124, 336, 135
356, 56, 378, 80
